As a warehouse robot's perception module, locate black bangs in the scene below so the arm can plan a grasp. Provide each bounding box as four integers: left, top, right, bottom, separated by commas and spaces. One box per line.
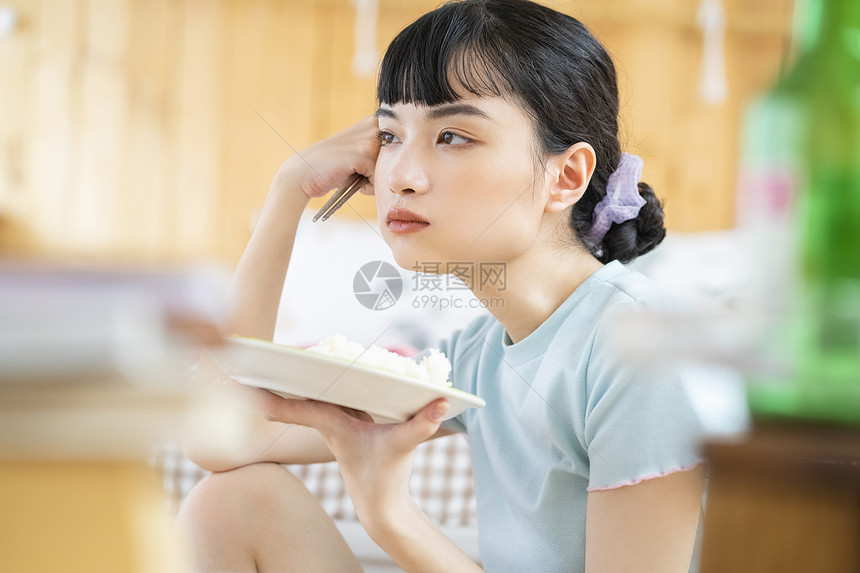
377, 1, 512, 106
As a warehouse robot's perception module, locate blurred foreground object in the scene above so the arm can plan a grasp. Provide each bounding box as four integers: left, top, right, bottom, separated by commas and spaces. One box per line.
699, 424, 860, 572
0, 263, 225, 387
0, 263, 227, 573
737, 0, 860, 425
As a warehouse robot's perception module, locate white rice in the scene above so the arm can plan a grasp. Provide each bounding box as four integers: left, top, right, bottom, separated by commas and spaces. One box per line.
306, 334, 452, 386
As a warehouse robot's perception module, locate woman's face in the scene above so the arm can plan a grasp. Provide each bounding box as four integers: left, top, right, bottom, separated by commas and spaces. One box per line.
374, 93, 550, 272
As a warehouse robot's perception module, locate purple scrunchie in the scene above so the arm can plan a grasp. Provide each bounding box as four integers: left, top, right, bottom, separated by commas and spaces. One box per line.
588, 153, 646, 244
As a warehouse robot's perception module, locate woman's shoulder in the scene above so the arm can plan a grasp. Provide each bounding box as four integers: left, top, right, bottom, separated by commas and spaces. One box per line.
586, 261, 694, 314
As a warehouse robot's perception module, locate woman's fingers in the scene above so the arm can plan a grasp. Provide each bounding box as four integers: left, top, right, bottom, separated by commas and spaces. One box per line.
258, 392, 352, 432
390, 399, 450, 452
293, 114, 381, 199
358, 178, 376, 196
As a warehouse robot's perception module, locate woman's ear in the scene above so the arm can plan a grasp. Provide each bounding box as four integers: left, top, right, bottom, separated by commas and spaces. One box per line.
545, 142, 596, 213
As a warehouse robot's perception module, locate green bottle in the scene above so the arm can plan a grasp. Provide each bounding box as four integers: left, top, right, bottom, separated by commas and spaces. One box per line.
741, 0, 860, 425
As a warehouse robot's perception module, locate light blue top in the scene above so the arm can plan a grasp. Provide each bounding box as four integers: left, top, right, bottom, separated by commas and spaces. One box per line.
436, 261, 707, 572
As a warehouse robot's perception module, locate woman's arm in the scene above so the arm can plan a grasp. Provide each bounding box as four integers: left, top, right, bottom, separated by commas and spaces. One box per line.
222, 169, 310, 340
185, 418, 335, 473
223, 115, 381, 340
241, 384, 483, 573
585, 465, 706, 573
182, 353, 336, 471
185, 116, 381, 469
365, 496, 484, 573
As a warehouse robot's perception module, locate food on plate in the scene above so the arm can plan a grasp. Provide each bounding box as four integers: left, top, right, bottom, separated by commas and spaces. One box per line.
306, 334, 452, 387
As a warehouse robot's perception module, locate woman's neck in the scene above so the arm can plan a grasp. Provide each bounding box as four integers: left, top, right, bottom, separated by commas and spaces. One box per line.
470, 242, 604, 345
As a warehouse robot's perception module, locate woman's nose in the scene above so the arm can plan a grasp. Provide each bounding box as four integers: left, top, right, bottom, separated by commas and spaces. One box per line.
386, 147, 430, 195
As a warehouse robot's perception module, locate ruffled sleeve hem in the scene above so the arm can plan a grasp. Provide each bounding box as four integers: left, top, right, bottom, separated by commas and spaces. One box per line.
586, 460, 704, 492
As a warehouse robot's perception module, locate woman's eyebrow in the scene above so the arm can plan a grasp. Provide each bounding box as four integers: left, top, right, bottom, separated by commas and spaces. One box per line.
374, 104, 491, 121
375, 108, 397, 119
425, 103, 490, 121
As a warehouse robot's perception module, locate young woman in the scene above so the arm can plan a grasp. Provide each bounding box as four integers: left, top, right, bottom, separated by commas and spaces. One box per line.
178, 1, 708, 571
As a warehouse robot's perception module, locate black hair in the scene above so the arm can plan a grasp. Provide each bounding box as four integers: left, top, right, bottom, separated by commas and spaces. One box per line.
377, 0, 665, 263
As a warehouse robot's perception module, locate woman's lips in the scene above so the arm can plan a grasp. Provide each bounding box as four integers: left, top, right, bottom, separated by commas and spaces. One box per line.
386, 208, 430, 234
388, 220, 430, 234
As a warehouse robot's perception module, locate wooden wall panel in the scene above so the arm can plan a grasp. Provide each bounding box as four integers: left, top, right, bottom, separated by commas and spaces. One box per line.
255, 1, 316, 195
0, 1, 36, 252
72, 0, 128, 252
23, 0, 81, 255
173, 0, 223, 261
219, 0, 268, 263
123, 0, 178, 260
217, 0, 323, 264
0, 0, 793, 264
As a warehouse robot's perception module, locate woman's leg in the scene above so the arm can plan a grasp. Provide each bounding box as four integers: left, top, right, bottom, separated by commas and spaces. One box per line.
175, 462, 364, 572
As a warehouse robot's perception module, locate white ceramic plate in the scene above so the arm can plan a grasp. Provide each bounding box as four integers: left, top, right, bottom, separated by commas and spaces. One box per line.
213, 337, 485, 423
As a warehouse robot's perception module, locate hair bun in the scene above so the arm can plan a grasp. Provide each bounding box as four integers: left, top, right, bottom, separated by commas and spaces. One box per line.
599, 182, 666, 263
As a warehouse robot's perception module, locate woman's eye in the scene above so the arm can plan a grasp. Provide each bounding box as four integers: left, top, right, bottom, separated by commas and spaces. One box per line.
439, 131, 470, 145
376, 130, 399, 146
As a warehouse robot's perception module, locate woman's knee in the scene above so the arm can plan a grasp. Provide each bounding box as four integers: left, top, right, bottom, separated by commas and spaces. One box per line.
179, 463, 302, 525
177, 464, 363, 572
180, 462, 308, 524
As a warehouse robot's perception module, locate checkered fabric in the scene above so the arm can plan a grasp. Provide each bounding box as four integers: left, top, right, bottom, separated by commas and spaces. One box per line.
152, 432, 477, 528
